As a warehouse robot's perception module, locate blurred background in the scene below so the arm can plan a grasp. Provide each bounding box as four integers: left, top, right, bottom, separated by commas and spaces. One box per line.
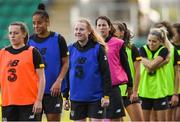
0, 0, 179, 121
0, 0, 179, 49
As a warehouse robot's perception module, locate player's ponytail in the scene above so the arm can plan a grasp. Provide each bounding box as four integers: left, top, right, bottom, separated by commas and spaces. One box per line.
37, 3, 46, 11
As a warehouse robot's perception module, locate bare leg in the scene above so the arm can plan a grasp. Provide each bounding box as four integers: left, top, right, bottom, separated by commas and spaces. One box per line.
175, 107, 180, 121
150, 109, 157, 122
166, 108, 176, 121
156, 110, 167, 121
143, 110, 151, 121
46, 113, 60, 121
125, 103, 144, 121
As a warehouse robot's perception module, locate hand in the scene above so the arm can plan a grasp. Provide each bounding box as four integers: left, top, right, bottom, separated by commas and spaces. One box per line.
50, 80, 61, 96
130, 91, 138, 102
63, 100, 70, 111
101, 97, 110, 108
170, 94, 179, 106
141, 58, 147, 65
32, 100, 42, 114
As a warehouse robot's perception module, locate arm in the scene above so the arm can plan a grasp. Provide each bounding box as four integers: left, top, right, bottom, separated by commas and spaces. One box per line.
173, 49, 180, 95
120, 45, 133, 98
141, 47, 168, 71
98, 45, 112, 107
150, 49, 170, 69
50, 56, 69, 96
132, 46, 141, 93
32, 48, 45, 114
128, 46, 141, 101
130, 60, 141, 102
141, 56, 164, 71
153, 37, 171, 68
171, 65, 179, 106
63, 70, 70, 111
33, 68, 46, 113
120, 44, 133, 88
173, 65, 179, 95
171, 50, 180, 106
133, 61, 140, 93
63, 69, 70, 100
50, 35, 69, 96
155, 55, 170, 68
36, 68, 45, 102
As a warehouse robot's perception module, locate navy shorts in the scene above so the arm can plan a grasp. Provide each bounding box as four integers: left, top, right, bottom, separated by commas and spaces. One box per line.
70, 100, 104, 120
2, 104, 41, 121
106, 86, 125, 119
140, 97, 169, 110
42, 94, 63, 114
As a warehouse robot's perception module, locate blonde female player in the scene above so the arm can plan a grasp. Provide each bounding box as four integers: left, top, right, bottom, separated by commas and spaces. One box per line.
138, 28, 169, 121
153, 21, 180, 121
63, 18, 111, 122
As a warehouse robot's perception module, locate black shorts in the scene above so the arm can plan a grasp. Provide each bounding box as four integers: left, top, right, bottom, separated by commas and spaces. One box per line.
122, 96, 140, 108
106, 86, 125, 119
2, 104, 41, 121
140, 97, 169, 110
42, 94, 63, 114
70, 100, 104, 120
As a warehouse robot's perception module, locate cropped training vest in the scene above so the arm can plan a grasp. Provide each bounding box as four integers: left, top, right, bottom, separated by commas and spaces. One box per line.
138, 45, 168, 98
68, 43, 103, 102
107, 37, 128, 86
120, 47, 135, 96
0, 47, 38, 106
28, 32, 66, 94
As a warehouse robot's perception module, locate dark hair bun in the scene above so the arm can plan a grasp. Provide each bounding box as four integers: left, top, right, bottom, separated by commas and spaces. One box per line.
38, 3, 46, 10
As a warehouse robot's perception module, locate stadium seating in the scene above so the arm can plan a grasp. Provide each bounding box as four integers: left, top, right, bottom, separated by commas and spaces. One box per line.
0, 0, 41, 49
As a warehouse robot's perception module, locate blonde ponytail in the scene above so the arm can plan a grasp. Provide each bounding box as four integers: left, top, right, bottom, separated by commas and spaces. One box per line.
160, 27, 172, 52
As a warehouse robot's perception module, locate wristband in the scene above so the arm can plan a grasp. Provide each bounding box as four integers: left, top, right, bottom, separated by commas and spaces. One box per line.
173, 93, 179, 97
104, 96, 109, 99
63, 97, 68, 100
